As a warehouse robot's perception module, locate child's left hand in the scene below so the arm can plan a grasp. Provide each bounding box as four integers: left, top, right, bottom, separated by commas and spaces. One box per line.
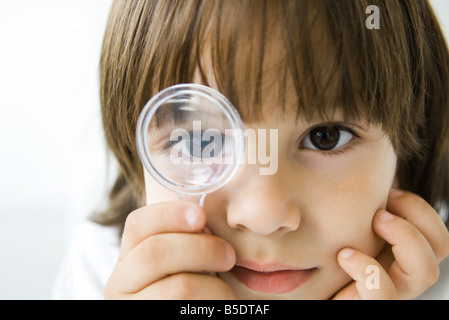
333, 189, 449, 300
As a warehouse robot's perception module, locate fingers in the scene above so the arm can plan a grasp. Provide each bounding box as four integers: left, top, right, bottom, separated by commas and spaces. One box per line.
373, 209, 439, 298
376, 189, 449, 298
119, 201, 206, 260
105, 200, 238, 299
133, 273, 238, 300
387, 189, 449, 262
336, 190, 449, 300
335, 248, 397, 300
108, 233, 236, 294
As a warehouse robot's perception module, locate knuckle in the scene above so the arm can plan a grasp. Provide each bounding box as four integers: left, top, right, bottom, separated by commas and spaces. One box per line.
201, 236, 220, 255
194, 235, 215, 255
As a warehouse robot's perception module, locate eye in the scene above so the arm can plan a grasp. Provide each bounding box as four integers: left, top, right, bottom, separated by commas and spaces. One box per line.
301, 125, 354, 152
188, 131, 222, 158
166, 130, 226, 159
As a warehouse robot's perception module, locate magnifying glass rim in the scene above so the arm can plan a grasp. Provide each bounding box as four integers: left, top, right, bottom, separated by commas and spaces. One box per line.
136, 83, 245, 196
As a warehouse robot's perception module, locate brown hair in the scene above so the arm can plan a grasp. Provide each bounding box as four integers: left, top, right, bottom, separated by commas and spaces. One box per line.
93, 0, 449, 228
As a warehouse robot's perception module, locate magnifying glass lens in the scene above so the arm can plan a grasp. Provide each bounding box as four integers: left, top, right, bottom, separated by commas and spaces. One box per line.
137, 84, 244, 197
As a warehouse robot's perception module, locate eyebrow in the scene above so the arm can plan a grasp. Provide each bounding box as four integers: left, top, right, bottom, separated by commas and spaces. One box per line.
305, 119, 368, 130
294, 105, 368, 127
152, 104, 227, 129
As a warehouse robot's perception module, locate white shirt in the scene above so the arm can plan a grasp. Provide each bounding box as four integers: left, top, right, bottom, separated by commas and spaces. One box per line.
52, 220, 449, 300
52, 221, 120, 300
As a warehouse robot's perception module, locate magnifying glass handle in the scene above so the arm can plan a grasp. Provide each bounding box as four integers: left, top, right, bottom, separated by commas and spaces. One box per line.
177, 193, 206, 208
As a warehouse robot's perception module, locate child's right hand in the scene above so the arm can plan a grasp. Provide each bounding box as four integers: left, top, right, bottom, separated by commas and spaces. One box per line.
104, 201, 237, 299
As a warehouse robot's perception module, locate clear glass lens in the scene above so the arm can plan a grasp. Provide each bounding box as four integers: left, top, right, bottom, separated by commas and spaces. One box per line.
136, 84, 244, 196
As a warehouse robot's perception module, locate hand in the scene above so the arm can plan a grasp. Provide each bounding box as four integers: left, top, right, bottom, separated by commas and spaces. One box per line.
104, 201, 237, 299
333, 189, 449, 300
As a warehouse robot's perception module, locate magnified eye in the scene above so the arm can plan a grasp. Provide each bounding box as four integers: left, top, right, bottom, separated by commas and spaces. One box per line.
188, 131, 223, 158
167, 130, 226, 159
301, 125, 354, 151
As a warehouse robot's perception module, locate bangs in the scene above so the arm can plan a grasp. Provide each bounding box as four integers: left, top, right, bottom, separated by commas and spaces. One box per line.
199, 0, 352, 123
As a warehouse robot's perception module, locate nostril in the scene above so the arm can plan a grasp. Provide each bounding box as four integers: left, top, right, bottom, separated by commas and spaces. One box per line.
225, 175, 301, 235
226, 205, 301, 236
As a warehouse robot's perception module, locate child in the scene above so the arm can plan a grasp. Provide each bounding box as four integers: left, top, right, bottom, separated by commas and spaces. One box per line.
54, 0, 449, 299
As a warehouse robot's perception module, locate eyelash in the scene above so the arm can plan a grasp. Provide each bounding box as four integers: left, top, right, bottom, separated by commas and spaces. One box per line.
319, 142, 359, 157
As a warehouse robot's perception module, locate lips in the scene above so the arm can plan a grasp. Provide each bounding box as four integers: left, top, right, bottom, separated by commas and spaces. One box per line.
230, 262, 316, 295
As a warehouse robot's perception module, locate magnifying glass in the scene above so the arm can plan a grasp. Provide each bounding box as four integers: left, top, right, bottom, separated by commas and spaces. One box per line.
136, 84, 245, 207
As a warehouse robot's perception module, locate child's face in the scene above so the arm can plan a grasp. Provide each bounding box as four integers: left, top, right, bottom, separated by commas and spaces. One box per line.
144, 81, 398, 299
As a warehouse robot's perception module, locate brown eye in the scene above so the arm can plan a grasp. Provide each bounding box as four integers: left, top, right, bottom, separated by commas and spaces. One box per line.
309, 126, 340, 150
301, 125, 353, 151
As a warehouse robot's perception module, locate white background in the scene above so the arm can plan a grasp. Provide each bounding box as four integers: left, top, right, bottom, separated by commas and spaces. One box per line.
0, 0, 448, 300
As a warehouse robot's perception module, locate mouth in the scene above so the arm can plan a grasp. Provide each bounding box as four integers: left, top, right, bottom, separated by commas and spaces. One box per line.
230, 262, 317, 295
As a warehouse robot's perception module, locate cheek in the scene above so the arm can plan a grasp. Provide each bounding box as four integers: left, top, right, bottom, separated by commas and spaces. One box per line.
302, 144, 397, 255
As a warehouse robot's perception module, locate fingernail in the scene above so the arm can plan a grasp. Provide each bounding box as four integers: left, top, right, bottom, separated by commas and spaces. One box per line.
340, 248, 355, 259
379, 210, 395, 222
389, 189, 404, 198
184, 206, 198, 229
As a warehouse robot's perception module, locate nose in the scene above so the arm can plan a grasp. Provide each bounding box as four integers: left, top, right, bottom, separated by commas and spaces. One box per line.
226, 173, 301, 236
